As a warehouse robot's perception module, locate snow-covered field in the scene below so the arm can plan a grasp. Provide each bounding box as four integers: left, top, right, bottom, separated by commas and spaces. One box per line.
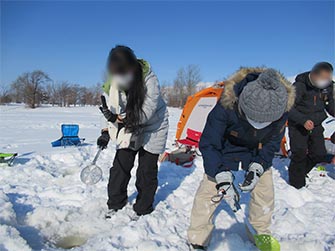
0, 104, 335, 251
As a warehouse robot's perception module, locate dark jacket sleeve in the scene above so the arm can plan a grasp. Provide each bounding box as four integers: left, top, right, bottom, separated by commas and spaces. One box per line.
288, 82, 308, 126
325, 84, 335, 117
199, 104, 227, 178
251, 114, 287, 170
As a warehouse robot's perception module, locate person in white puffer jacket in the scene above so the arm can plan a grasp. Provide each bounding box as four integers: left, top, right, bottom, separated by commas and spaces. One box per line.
97, 45, 169, 219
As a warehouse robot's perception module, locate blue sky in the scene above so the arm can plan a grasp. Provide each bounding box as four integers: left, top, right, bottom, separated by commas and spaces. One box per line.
1, 1, 334, 86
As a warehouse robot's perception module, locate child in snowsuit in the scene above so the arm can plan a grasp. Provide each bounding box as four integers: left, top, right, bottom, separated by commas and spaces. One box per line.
187, 68, 295, 250
288, 62, 334, 189
97, 45, 169, 218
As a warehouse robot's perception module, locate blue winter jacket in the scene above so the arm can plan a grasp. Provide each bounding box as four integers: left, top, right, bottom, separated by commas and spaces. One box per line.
199, 68, 295, 178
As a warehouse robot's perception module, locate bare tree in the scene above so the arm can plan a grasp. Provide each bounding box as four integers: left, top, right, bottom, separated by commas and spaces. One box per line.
92, 83, 102, 105
78, 87, 89, 106
160, 80, 170, 104
45, 82, 58, 106
185, 65, 201, 96
0, 84, 12, 104
11, 71, 50, 108
169, 65, 201, 107
82, 87, 94, 105
173, 68, 186, 107
67, 84, 80, 106
57, 81, 71, 107
45, 82, 83, 106
11, 80, 24, 103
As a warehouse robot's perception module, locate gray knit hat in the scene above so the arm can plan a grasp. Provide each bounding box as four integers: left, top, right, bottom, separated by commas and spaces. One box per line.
238, 69, 288, 123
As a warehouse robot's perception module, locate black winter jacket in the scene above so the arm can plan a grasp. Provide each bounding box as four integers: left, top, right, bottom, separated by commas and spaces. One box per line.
288, 72, 334, 127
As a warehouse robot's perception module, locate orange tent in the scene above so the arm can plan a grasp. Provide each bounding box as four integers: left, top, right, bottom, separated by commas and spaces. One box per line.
175, 83, 225, 141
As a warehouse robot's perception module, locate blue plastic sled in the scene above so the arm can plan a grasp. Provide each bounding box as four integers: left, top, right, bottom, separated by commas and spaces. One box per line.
51, 124, 85, 147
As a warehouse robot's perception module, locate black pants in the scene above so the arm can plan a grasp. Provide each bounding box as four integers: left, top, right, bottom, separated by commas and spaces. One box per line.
107, 147, 159, 215
288, 125, 327, 189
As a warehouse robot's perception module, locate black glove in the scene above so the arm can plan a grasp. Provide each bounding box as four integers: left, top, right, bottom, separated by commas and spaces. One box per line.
97, 130, 110, 149
99, 95, 117, 123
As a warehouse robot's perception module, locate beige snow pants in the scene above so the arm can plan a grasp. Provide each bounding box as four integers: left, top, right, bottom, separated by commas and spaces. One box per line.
187, 169, 274, 246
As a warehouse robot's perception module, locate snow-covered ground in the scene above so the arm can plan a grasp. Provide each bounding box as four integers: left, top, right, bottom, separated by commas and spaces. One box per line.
0, 104, 335, 251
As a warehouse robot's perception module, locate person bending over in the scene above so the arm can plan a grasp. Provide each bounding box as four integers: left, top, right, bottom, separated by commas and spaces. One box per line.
187, 68, 295, 250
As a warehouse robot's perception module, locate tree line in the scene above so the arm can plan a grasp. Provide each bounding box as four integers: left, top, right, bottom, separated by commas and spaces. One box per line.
0, 65, 202, 108
0, 70, 101, 108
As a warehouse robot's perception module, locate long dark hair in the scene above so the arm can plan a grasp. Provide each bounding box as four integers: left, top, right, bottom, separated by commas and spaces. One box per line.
107, 45, 145, 133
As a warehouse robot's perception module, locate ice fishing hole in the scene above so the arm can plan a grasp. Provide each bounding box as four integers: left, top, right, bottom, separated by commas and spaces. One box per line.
53, 235, 88, 249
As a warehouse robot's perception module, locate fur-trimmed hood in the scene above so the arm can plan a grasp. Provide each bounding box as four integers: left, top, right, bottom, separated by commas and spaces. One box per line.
220, 67, 295, 112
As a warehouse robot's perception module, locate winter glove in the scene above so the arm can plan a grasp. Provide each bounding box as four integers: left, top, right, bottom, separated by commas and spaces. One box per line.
212, 171, 240, 212
99, 95, 117, 123
97, 130, 110, 150
239, 162, 264, 192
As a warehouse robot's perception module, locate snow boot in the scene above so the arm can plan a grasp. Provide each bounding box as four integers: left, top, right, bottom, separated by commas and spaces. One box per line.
236, 200, 280, 251
0, 153, 17, 166
105, 209, 118, 219
189, 243, 207, 250
254, 234, 280, 251
316, 165, 327, 177
128, 211, 141, 221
